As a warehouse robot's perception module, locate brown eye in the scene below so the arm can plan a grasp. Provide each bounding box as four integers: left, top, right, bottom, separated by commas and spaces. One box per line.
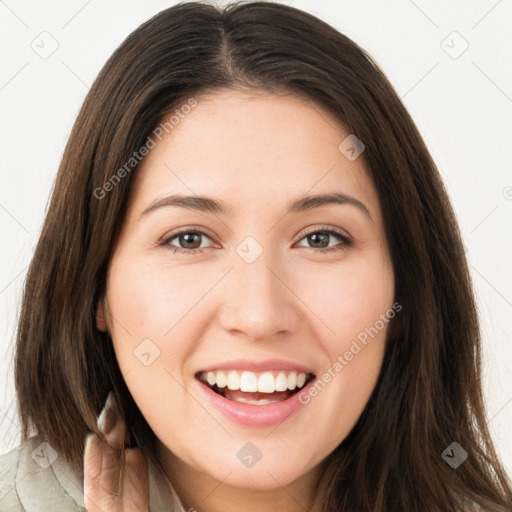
175, 232, 203, 249
161, 229, 214, 254
295, 228, 352, 253
160, 226, 352, 255
306, 232, 330, 249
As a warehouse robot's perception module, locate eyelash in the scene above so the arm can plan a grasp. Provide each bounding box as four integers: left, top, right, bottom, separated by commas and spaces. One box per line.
159, 226, 353, 255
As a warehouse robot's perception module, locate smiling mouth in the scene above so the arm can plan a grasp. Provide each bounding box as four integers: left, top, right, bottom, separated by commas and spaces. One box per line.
196, 370, 316, 405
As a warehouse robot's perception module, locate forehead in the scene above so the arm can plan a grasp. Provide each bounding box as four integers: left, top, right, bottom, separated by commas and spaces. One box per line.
129, 89, 380, 219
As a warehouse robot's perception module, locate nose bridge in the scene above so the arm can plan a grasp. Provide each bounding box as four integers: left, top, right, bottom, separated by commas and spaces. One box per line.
218, 242, 297, 340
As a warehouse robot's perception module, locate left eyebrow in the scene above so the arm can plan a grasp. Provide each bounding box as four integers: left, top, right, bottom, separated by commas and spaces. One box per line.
140, 191, 373, 223
288, 192, 373, 222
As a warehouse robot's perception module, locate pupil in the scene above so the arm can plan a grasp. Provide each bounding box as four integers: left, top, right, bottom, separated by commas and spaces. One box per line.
310, 232, 328, 248
181, 233, 201, 248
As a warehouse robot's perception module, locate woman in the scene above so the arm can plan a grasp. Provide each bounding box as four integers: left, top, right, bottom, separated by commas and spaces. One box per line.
1, 1, 511, 511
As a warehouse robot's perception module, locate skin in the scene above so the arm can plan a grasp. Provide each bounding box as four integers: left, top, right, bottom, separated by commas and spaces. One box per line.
93, 89, 395, 512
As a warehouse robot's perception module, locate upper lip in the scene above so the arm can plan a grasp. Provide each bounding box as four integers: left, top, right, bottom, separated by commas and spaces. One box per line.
196, 358, 316, 375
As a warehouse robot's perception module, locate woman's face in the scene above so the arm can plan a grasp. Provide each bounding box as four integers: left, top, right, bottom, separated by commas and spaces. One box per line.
98, 89, 395, 494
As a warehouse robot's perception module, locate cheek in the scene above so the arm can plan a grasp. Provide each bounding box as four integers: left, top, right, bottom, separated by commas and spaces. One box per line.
296, 258, 393, 408
300, 259, 395, 350
105, 258, 207, 441
295, 260, 394, 447
106, 256, 211, 343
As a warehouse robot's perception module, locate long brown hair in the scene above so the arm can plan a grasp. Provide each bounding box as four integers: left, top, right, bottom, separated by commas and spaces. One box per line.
13, 2, 512, 510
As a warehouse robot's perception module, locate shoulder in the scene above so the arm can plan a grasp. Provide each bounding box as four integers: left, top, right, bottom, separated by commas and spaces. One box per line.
0, 436, 86, 511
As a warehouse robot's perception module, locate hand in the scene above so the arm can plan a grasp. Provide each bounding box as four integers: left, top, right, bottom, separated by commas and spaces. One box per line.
83, 392, 149, 512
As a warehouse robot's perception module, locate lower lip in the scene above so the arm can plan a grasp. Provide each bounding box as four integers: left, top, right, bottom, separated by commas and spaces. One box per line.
196, 378, 314, 427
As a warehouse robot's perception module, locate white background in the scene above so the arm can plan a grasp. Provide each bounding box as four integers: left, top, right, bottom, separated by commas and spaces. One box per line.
1, 0, 511, 476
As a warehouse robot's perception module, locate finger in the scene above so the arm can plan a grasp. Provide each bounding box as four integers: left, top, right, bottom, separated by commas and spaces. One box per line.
97, 391, 130, 450
83, 433, 123, 511
120, 447, 149, 509
84, 433, 149, 512
85, 392, 127, 503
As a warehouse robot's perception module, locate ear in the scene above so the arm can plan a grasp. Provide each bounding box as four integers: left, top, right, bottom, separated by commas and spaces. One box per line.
96, 297, 109, 332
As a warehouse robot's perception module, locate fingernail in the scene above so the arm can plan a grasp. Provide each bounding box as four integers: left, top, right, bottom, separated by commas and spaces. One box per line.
84, 433, 99, 461
84, 432, 96, 450
97, 391, 116, 434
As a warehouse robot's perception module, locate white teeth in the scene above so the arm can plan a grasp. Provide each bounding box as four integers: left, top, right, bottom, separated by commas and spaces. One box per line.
199, 369, 309, 394
216, 371, 227, 389
232, 397, 281, 405
257, 372, 275, 393
275, 372, 288, 392
227, 371, 240, 390
287, 372, 297, 390
240, 371, 258, 392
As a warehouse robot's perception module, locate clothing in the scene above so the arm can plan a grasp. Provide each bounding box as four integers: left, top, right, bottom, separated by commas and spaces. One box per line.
0, 435, 187, 511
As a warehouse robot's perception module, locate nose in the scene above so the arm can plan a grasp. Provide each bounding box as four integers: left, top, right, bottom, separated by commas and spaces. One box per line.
217, 249, 299, 342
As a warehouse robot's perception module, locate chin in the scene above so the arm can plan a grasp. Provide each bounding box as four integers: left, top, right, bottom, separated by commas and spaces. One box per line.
202, 450, 317, 491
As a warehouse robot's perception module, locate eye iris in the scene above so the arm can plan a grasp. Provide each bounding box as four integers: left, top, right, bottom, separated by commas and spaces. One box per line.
308, 232, 329, 248
180, 233, 202, 249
